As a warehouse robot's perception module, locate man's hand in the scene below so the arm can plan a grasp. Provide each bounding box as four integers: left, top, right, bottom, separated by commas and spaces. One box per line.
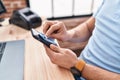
42, 21, 69, 41
44, 44, 78, 69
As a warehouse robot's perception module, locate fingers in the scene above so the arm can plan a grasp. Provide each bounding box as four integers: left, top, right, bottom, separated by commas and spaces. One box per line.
44, 44, 61, 58
43, 21, 58, 34
45, 23, 61, 37
43, 21, 67, 41
43, 21, 53, 34
44, 45, 61, 63
44, 44, 78, 69
50, 44, 60, 52
44, 45, 55, 58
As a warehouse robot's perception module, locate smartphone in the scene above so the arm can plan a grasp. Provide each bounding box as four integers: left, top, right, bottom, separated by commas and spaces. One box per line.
31, 28, 58, 48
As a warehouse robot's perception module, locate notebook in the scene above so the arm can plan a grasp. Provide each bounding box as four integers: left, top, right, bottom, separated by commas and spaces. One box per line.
0, 40, 25, 80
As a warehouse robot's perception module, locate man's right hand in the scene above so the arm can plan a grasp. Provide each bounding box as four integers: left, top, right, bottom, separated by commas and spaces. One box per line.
43, 21, 69, 41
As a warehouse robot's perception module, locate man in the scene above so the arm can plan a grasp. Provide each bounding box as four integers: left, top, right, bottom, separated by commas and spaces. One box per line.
43, 0, 120, 80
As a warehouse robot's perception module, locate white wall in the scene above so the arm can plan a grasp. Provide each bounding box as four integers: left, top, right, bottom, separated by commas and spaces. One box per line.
93, 0, 103, 13
29, 0, 103, 18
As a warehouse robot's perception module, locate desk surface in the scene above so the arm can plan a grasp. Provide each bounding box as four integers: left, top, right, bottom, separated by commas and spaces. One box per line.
0, 24, 74, 80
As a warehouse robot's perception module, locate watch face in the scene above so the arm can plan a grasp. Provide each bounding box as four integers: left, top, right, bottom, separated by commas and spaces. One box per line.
70, 67, 81, 77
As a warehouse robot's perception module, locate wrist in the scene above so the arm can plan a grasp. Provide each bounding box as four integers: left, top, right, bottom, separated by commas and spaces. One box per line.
70, 59, 86, 77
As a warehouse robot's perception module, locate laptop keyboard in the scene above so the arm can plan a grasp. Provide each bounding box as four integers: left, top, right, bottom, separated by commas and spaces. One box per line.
0, 42, 6, 62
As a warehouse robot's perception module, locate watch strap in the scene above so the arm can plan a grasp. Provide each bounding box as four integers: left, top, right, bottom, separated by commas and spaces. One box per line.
70, 67, 81, 76
75, 59, 86, 72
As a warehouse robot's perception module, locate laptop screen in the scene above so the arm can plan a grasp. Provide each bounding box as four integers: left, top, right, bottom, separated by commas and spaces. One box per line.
0, 40, 25, 80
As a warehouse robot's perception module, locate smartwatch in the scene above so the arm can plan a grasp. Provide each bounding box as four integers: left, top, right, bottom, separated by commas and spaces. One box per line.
70, 59, 86, 77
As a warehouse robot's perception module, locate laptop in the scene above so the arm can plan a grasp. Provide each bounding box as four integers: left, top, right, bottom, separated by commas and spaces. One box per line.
0, 40, 25, 80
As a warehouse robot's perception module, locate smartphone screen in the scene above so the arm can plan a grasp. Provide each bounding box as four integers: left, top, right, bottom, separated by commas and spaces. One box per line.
31, 29, 58, 47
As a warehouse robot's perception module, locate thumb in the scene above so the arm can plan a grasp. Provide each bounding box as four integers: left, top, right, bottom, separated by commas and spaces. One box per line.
50, 44, 60, 52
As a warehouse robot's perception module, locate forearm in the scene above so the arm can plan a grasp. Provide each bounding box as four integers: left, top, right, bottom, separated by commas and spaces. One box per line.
66, 23, 91, 42
82, 64, 120, 80
66, 17, 95, 42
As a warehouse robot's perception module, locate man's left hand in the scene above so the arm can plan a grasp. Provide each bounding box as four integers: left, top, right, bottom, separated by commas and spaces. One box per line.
44, 44, 78, 69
